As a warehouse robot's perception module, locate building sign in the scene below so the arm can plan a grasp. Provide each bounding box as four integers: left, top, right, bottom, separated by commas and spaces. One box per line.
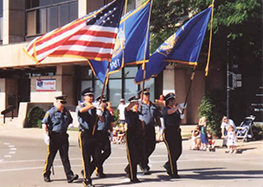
36, 79, 56, 91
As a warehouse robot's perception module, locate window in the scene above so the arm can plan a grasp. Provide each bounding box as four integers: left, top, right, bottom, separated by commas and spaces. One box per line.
80, 65, 155, 107
26, 0, 78, 37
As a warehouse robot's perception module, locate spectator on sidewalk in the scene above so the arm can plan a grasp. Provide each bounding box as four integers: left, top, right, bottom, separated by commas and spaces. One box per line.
199, 117, 208, 151
191, 125, 201, 150
225, 125, 237, 154
117, 99, 126, 127
221, 116, 236, 147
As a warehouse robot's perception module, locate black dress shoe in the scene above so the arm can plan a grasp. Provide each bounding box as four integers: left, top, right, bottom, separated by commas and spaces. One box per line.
83, 181, 94, 187
163, 164, 172, 175
67, 174, 79, 183
131, 178, 140, 183
44, 176, 51, 182
98, 173, 107, 178
170, 174, 180, 178
142, 169, 151, 175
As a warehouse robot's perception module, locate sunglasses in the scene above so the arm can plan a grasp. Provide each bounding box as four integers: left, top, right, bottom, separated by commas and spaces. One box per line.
60, 101, 67, 104
88, 94, 94, 97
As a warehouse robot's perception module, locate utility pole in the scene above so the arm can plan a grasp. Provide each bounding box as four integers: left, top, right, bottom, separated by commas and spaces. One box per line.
226, 40, 230, 119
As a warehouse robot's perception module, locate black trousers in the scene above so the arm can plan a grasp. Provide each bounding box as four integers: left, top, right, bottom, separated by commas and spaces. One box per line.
43, 132, 74, 179
79, 130, 96, 185
163, 127, 182, 176
92, 130, 111, 174
140, 125, 156, 171
125, 128, 142, 181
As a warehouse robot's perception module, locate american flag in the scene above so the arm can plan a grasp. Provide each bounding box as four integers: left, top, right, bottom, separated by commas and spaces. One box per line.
24, 0, 125, 63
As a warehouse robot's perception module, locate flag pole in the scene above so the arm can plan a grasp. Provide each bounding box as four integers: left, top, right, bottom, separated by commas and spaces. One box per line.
181, 65, 197, 115
182, 1, 214, 114
205, 0, 214, 76
92, 0, 128, 135
141, 0, 153, 98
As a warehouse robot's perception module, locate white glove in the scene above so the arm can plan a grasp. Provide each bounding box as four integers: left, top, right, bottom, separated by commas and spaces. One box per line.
180, 114, 185, 119
96, 109, 103, 116
44, 134, 50, 145
93, 102, 100, 108
159, 126, 163, 134
180, 103, 187, 109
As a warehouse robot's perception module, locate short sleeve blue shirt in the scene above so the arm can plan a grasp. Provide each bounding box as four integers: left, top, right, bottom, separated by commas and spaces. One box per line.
138, 101, 161, 126
42, 106, 73, 133
76, 102, 96, 130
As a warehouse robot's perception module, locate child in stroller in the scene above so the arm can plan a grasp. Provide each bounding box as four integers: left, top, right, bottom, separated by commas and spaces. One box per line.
236, 115, 255, 142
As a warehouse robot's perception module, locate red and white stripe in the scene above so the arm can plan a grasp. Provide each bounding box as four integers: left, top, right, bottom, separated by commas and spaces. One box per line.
24, 17, 118, 63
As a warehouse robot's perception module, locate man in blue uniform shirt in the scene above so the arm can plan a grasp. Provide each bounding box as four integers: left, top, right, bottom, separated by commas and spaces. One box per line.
42, 95, 78, 183
92, 95, 114, 178
76, 87, 98, 187
138, 88, 161, 174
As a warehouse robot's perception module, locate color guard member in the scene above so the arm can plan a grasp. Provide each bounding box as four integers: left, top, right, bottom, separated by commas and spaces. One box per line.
138, 88, 161, 174
124, 95, 143, 183
76, 88, 97, 187
162, 93, 183, 178
42, 95, 78, 183
92, 95, 114, 178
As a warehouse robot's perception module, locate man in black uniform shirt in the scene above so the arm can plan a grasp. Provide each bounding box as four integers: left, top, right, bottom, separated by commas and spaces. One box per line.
162, 92, 184, 178
42, 95, 78, 183
76, 88, 97, 187
124, 95, 143, 183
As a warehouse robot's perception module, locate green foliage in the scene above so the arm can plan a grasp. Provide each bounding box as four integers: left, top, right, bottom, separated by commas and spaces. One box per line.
198, 89, 226, 137
26, 107, 45, 128
150, 0, 262, 59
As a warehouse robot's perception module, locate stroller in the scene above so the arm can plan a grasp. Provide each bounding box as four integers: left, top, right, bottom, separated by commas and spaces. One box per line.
236, 115, 255, 142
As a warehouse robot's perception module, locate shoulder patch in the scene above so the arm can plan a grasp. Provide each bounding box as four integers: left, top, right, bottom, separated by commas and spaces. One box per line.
44, 112, 49, 118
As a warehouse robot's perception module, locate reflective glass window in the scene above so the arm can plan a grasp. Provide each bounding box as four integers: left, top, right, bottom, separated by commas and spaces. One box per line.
124, 79, 137, 101
109, 79, 122, 106
47, 6, 58, 31
124, 67, 137, 78
59, 4, 69, 27
69, 2, 78, 22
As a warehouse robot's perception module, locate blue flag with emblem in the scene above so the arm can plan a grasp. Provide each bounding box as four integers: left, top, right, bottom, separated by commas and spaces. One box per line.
135, 6, 212, 84
88, 0, 151, 83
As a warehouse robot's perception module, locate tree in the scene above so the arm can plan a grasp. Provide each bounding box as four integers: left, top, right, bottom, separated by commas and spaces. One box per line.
150, 0, 262, 60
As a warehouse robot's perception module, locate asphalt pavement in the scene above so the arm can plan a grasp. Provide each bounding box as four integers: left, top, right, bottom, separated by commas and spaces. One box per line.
0, 123, 263, 187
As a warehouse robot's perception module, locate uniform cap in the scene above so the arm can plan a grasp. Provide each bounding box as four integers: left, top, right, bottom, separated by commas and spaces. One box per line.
81, 87, 94, 96
164, 93, 176, 101
55, 95, 67, 104
120, 98, 125, 102
95, 95, 108, 102
55, 95, 67, 101
128, 95, 140, 102
138, 88, 150, 95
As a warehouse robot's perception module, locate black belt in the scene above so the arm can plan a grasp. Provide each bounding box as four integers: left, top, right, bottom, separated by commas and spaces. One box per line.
79, 129, 91, 133
51, 131, 67, 135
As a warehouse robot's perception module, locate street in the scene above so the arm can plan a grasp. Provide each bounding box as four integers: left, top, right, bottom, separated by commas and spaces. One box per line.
0, 132, 263, 187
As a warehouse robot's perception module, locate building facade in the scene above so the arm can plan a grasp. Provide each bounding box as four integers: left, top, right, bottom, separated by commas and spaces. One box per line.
0, 0, 209, 125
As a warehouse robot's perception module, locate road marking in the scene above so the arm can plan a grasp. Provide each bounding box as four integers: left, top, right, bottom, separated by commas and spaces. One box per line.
10, 148, 17, 151
4, 155, 12, 158
0, 160, 3, 162
8, 145, 15, 148
3, 143, 10, 145
8, 151, 16, 154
